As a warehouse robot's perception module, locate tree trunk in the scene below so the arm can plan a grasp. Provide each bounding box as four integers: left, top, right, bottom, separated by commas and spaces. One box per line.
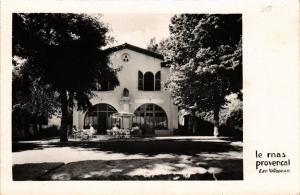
32, 113, 38, 137
60, 89, 68, 142
192, 116, 198, 135
68, 91, 74, 129
213, 105, 220, 137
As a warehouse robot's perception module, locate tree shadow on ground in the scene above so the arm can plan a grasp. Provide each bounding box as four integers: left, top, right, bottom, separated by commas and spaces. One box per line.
12, 142, 45, 152
12, 138, 243, 181
13, 157, 242, 180
13, 162, 64, 180
13, 139, 242, 157
50, 140, 242, 156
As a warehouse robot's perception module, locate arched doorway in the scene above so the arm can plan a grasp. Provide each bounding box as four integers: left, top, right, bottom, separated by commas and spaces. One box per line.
133, 104, 168, 134
84, 103, 117, 134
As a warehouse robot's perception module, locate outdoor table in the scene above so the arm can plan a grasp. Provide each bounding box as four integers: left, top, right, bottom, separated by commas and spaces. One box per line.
80, 129, 92, 140
107, 129, 131, 138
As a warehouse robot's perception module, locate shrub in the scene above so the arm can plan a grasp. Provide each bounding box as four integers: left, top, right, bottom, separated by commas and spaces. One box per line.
219, 93, 243, 139
195, 92, 243, 138
39, 125, 59, 138
220, 93, 243, 129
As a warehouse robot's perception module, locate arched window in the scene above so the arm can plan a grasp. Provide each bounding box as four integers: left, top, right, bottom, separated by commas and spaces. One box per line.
138, 71, 143, 90
84, 104, 117, 134
133, 104, 168, 133
155, 71, 161, 91
138, 71, 161, 91
144, 72, 154, 91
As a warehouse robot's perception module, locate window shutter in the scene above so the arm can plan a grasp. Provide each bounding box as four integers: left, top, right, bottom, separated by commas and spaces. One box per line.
138, 71, 143, 90
155, 71, 161, 91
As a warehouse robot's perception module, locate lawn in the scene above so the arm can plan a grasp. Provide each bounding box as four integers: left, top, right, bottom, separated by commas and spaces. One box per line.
12, 136, 243, 180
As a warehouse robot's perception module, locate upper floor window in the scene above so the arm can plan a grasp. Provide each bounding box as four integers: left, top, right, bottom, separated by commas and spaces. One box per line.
138, 71, 161, 91
144, 72, 154, 91
98, 80, 113, 91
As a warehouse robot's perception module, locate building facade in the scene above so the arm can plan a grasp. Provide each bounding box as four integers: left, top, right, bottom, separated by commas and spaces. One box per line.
73, 43, 178, 135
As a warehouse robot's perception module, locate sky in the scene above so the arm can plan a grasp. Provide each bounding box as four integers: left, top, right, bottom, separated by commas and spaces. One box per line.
100, 14, 174, 48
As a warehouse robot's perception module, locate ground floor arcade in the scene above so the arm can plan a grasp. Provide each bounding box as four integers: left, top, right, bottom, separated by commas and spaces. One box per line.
73, 101, 178, 136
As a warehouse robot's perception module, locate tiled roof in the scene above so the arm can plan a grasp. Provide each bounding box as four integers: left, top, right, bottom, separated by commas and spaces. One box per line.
106, 43, 164, 60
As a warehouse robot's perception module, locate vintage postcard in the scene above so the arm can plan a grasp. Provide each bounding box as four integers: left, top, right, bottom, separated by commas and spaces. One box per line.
1, 0, 299, 194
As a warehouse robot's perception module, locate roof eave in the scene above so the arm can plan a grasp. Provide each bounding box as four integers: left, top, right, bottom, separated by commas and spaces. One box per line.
106, 43, 164, 60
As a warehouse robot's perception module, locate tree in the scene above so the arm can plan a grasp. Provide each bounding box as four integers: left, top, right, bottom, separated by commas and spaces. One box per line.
146, 37, 159, 53
164, 14, 242, 136
12, 58, 60, 139
13, 13, 119, 142
219, 93, 243, 132
146, 37, 175, 61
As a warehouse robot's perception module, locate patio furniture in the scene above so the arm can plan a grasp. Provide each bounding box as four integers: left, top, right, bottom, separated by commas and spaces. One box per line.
70, 129, 82, 140
107, 127, 140, 138
80, 133, 90, 140
81, 129, 93, 140
130, 127, 141, 136
69, 128, 96, 141
107, 130, 113, 136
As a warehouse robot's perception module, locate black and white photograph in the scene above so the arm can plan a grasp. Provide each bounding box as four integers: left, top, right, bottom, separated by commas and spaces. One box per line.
11, 13, 243, 181
1, 0, 300, 194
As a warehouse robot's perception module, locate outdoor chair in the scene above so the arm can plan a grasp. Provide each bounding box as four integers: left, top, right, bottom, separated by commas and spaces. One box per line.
79, 129, 90, 140
81, 133, 89, 140
124, 129, 130, 138
87, 131, 94, 139
71, 130, 81, 140
107, 130, 113, 136
130, 127, 141, 137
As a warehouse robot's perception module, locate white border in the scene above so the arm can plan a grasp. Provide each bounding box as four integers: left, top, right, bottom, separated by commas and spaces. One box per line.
1, 0, 299, 194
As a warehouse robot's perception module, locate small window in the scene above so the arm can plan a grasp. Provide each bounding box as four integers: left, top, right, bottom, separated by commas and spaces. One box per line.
121, 53, 130, 62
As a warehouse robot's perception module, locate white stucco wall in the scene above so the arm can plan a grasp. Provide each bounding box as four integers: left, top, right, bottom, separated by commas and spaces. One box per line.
73, 47, 178, 134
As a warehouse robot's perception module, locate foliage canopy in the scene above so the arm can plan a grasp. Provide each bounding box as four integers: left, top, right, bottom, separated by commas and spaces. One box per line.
164, 14, 242, 136
13, 13, 119, 141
